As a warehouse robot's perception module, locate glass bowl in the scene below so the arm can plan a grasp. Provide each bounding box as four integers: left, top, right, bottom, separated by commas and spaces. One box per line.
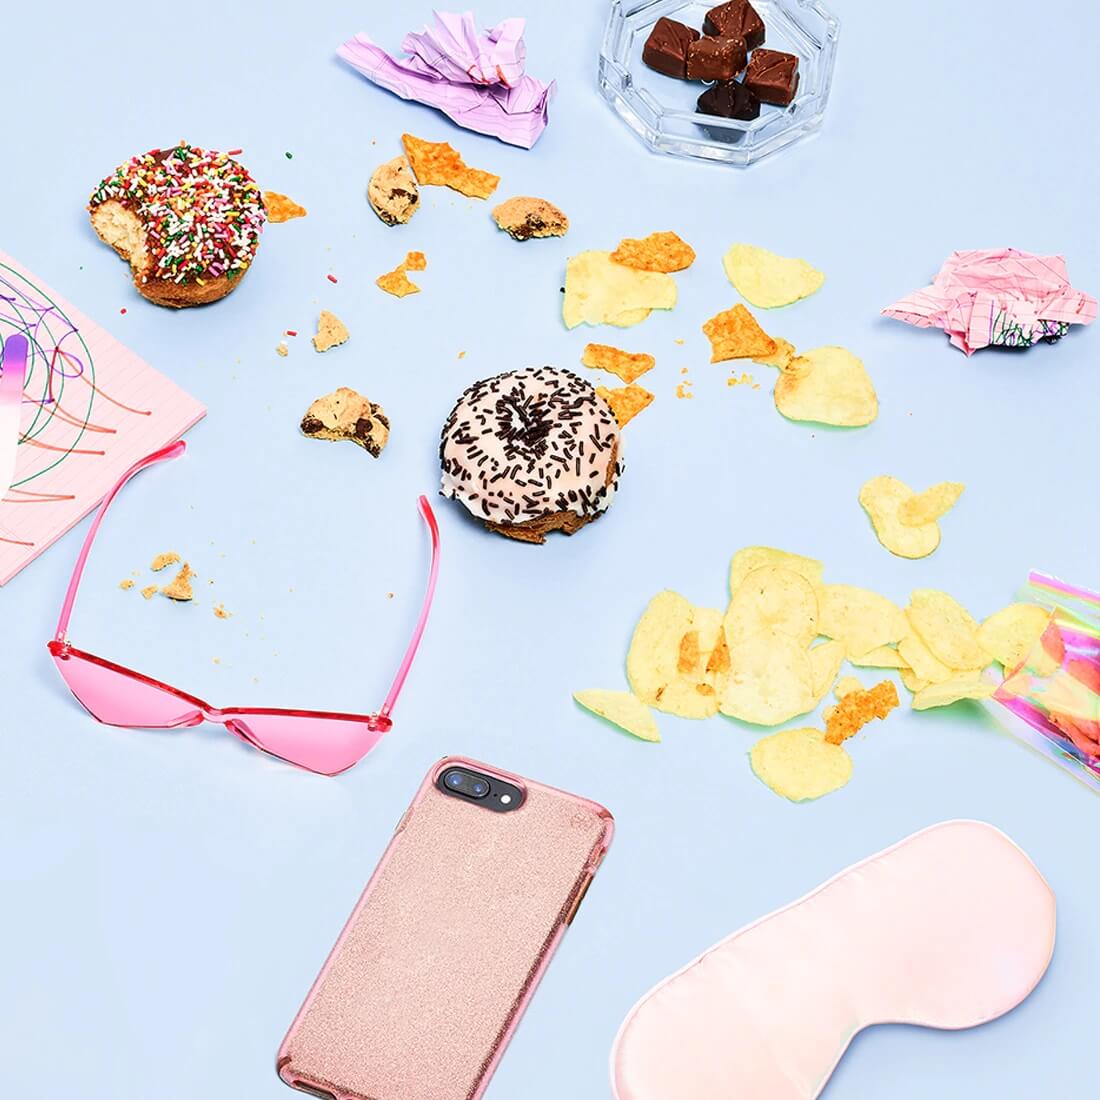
598, 0, 840, 167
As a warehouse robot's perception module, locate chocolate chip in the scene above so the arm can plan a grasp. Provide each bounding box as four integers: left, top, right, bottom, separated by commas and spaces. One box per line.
301, 415, 324, 434
354, 417, 373, 439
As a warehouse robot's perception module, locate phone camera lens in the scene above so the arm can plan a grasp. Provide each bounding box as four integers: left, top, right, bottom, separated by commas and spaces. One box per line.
470, 779, 489, 798
444, 770, 465, 790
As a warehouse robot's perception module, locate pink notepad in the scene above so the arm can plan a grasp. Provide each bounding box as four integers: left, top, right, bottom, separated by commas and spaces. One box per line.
0, 250, 205, 585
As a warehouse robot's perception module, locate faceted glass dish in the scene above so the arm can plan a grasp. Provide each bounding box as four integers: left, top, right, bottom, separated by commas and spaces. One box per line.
598, 0, 840, 167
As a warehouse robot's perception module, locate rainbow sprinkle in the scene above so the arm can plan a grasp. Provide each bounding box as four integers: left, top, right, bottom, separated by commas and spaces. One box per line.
90, 142, 266, 286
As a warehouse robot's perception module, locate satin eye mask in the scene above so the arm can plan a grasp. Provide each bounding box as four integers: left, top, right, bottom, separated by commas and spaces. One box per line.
612, 821, 1055, 1100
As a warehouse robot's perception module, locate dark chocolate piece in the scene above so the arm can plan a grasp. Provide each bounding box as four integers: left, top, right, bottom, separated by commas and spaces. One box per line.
704, 1, 765, 50
743, 48, 800, 106
642, 16, 700, 78
686, 35, 747, 82
697, 79, 760, 121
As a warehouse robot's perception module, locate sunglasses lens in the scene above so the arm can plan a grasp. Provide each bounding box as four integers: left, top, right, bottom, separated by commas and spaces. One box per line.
227, 713, 387, 775
52, 651, 203, 728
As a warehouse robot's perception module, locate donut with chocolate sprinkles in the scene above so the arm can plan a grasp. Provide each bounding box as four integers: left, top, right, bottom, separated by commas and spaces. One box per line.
439, 366, 624, 543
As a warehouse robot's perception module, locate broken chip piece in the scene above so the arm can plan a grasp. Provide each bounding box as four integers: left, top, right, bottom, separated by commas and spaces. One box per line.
313, 310, 349, 352
596, 383, 655, 427
824, 680, 899, 744
723, 243, 823, 308
729, 546, 824, 595
563, 251, 677, 329
750, 727, 852, 802
773, 346, 877, 427
492, 196, 568, 241
611, 231, 696, 273
752, 336, 796, 369
906, 589, 987, 671
262, 191, 308, 223
377, 251, 427, 297
819, 584, 908, 658
401, 133, 499, 199
300, 387, 390, 458
912, 676, 996, 710
977, 603, 1051, 671
573, 689, 661, 742
581, 343, 655, 384
702, 303, 776, 362
150, 551, 180, 572
859, 476, 941, 559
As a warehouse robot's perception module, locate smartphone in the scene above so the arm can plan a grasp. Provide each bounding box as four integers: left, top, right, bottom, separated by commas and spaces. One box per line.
277, 756, 614, 1100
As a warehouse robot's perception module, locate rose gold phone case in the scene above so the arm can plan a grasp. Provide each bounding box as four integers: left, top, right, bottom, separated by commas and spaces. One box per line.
277, 756, 614, 1100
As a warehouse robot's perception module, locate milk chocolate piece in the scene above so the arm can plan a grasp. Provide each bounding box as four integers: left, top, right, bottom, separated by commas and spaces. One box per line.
704, 1, 766, 50
697, 79, 760, 121
642, 17, 700, 78
686, 36, 747, 81
743, 48, 800, 106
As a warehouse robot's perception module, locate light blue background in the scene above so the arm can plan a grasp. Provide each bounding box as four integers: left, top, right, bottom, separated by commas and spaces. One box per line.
1, 1, 1097, 1096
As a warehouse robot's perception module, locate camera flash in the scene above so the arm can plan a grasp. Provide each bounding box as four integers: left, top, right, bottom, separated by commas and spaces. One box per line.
500, 794, 512, 804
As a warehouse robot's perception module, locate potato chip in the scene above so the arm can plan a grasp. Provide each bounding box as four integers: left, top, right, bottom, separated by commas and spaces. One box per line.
702, 304, 777, 362
818, 584, 907, 658
899, 667, 929, 694
722, 243, 825, 309
773, 347, 877, 427
401, 133, 499, 198
898, 482, 965, 526
377, 251, 427, 297
719, 628, 815, 726
897, 633, 955, 685
262, 191, 308, 222
611, 231, 696, 273
581, 343, 655, 384
835, 676, 864, 700
977, 603, 1051, 671
729, 547, 824, 596
906, 589, 986, 670
750, 728, 852, 801
809, 639, 846, 700
912, 676, 996, 711
725, 566, 819, 647
753, 337, 796, 369
859, 476, 941, 559
596, 383, 654, 427
824, 681, 899, 744
848, 646, 909, 670
573, 689, 660, 742
563, 251, 677, 329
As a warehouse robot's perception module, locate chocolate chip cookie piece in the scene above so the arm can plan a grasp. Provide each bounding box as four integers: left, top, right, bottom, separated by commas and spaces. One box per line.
300, 387, 390, 458
491, 196, 569, 242
367, 156, 420, 226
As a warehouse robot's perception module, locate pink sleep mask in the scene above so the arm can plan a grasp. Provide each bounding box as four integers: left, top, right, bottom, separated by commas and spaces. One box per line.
612, 821, 1055, 1100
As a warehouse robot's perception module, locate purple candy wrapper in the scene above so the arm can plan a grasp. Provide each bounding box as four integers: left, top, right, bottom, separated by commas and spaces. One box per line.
992, 571, 1100, 793
337, 12, 555, 149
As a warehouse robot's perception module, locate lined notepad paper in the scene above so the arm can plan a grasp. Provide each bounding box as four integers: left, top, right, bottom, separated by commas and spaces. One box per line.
0, 250, 205, 585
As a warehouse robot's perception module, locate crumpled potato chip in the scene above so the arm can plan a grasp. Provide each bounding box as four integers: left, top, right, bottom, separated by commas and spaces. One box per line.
581, 343, 655, 383
859, 476, 941, 559
835, 675, 864, 700
627, 592, 728, 719
912, 676, 996, 710
898, 633, 955, 685
263, 191, 308, 222
563, 251, 677, 329
977, 603, 1051, 671
753, 337, 796, 369
899, 667, 930, 694
848, 646, 909, 670
898, 481, 965, 527
596, 383, 654, 427
906, 589, 986, 670
729, 546, 824, 597
750, 727, 852, 801
824, 680, 899, 744
809, 639, 846, 700
573, 689, 660, 742
725, 566, 819, 647
722, 244, 825, 309
702, 304, 777, 362
719, 628, 815, 726
774, 347, 878, 427
818, 584, 908, 658
611, 231, 696, 273
402, 133, 499, 198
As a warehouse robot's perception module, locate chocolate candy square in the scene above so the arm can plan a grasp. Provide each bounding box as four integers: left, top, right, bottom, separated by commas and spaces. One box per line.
686, 35, 748, 82
704, 0, 766, 51
642, 16, 700, 78
697, 79, 761, 121
743, 48, 800, 106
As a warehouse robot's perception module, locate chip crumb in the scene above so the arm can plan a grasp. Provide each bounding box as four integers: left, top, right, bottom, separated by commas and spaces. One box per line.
262, 191, 308, 223
674, 338, 685, 345
611, 231, 696, 273
213, 603, 231, 619
402, 133, 499, 199
387, 591, 395, 599
141, 584, 158, 599
457, 351, 466, 359
150, 551, 180, 572
727, 371, 756, 388
213, 657, 221, 664
119, 578, 135, 590
581, 343, 656, 384
676, 380, 694, 399
276, 341, 289, 357
824, 680, 899, 745
313, 310, 349, 352
160, 562, 195, 602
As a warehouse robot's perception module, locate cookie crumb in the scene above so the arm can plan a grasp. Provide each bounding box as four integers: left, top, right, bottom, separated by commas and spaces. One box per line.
300, 387, 390, 458
387, 591, 395, 599
276, 341, 289, 357
119, 579, 135, 590
161, 562, 195, 602
313, 310, 349, 352
151, 551, 180, 572
368, 155, 420, 226
457, 351, 466, 359
141, 585, 158, 599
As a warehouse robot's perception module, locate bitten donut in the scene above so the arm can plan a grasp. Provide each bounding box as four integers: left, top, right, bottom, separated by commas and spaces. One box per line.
88, 141, 266, 308
439, 366, 624, 544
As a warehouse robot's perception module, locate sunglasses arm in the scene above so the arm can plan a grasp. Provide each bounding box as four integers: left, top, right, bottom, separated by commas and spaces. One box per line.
377, 495, 440, 724
54, 439, 187, 644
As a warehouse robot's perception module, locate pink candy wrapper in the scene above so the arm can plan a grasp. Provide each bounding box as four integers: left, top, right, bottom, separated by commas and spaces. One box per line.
337, 12, 555, 149
993, 572, 1100, 793
883, 248, 1097, 355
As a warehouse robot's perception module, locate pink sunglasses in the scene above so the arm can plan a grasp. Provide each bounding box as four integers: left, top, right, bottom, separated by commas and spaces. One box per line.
48, 440, 440, 775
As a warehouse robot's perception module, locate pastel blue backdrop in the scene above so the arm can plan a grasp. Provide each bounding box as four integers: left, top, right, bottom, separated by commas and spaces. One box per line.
1, 1, 1097, 1096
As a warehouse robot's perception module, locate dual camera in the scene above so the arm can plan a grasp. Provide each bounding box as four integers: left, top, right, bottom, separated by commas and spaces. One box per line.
438, 766, 524, 814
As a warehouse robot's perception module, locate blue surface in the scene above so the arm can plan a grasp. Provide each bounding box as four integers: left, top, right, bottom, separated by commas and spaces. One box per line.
1, 1, 1098, 1096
